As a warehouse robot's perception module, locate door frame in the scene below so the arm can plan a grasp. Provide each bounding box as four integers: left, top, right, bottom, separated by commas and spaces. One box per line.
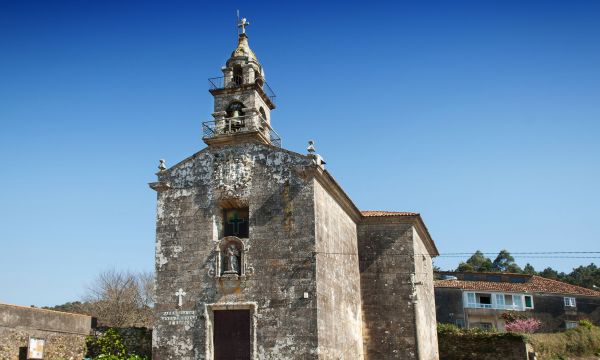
204, 302, 257, 359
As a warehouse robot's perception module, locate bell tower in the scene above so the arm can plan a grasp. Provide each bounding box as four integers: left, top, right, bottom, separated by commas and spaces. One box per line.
203, 18, 280, 147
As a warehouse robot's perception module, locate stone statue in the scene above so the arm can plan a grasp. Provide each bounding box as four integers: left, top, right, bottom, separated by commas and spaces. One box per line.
224, 244, 240, 274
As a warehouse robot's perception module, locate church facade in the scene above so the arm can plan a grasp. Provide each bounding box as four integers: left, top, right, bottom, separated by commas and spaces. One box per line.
150, 24, 439, 360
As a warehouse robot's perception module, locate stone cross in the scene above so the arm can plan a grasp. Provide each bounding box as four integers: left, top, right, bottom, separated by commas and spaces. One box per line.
175, 288, 186, 307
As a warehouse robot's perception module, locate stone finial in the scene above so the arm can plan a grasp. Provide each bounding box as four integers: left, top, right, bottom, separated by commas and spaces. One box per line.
307, 140, 316, 154
307, 140, 326, 169
158, 159, 166, 172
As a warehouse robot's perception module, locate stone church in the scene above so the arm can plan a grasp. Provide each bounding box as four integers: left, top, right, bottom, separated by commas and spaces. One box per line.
150, 21, 440, 360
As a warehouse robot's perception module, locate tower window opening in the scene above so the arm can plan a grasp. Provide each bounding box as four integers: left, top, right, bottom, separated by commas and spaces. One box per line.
259, 107, 266, 121
232, 66, 243, 86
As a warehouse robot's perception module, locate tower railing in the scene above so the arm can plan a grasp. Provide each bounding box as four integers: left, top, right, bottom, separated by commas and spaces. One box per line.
202, 114, 282, 147
208, 76, 276, 105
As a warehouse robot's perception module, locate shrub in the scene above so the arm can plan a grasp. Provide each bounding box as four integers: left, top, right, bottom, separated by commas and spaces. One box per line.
579, 319, 595, 329
505, 318, 541, 334
86, 328, 149, 360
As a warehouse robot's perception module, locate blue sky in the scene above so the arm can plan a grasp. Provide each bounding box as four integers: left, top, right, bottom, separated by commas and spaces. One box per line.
1, 0, 599, 306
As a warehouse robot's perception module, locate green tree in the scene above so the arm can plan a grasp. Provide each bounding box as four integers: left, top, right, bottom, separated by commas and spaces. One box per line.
538, 267, 562, 280
492, 250, 522, 273
564, 263, 600, 289
522, 263, 537, 275
456, 250, 493, 272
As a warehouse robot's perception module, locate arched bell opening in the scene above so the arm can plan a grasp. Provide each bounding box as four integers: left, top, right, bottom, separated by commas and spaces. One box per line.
224, 102, 246, 133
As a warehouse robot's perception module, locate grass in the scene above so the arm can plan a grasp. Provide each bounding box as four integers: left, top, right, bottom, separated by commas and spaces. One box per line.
527, 323, 600, 360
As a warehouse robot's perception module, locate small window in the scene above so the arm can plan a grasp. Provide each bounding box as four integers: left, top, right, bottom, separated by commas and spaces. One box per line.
564, 297, 576, 307
512, 295, 523, 308
475, 322, 493, 331
565, 321, 578, 329
495, 294, 505, 306
510, 277, 527, 283
223, 208, 249, 238
467, 292, 476, 306
524, 295, 533, 308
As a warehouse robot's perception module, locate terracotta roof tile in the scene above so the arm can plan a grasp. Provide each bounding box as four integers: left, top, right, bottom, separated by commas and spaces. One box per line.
435, 275, 600, 297
361, 210, 419, 217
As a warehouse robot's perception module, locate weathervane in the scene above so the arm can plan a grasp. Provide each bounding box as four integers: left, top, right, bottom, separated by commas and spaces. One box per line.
237, 10, 250, 34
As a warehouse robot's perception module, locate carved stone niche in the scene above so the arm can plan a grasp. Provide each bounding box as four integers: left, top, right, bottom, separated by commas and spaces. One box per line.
213, 236, 252, 280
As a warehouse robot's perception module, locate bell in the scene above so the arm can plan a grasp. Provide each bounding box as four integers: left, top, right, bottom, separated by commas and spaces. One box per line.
232, 110, 240, 118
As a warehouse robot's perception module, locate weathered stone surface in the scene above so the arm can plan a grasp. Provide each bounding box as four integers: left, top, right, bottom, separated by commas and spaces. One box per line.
358, 218, 439, 359
438, 333, 532, 360
0, 303, 91, 360
152, 29, 440, 360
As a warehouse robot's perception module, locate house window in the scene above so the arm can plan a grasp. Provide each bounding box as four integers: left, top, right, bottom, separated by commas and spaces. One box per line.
467, 292, 476, 307
564, 297, 576, 307
495, 294, 505, 307
524, 295, 533, 308
455, 319, 465, 328
478, 294, 492, 307
475, 322, 493, 331
565, 321, 578, 329
223, 208, 249, 238
512, 295, 523, 308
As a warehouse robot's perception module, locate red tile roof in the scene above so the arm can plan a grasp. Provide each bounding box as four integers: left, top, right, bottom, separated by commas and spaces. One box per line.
435, 275, 600, 297
361, 210, 419, 217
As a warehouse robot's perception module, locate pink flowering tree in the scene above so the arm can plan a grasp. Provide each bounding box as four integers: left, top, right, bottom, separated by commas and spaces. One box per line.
505, 318, 541, 333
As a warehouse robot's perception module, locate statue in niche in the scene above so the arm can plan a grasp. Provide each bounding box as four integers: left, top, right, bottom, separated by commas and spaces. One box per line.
223, 244, 240, 275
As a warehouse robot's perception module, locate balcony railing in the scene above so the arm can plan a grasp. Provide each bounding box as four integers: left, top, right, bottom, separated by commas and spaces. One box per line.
208, 76, 276, 105
202, 114, 282, 147
466, 303, 525, 311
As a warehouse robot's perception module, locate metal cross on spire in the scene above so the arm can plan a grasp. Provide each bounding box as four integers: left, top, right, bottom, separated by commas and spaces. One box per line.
237, 10, 250, 34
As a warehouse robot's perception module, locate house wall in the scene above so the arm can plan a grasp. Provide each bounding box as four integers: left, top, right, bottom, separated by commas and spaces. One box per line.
358, 219, 421, 359
434, 288, 465, 326
435, 287, 600, 332
532, 294, 600, 331
152, 143, 320, 360
313, 180, 364, 359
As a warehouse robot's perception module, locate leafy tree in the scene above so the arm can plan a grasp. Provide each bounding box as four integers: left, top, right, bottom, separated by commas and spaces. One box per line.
564, 263, 600, 289
538, 267, 564, 280
523, 263, 537, 275
492, 250, 522, 273
456, 250, 493, 272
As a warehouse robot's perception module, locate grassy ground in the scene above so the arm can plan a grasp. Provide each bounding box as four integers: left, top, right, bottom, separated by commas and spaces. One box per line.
527, 322, 600, 360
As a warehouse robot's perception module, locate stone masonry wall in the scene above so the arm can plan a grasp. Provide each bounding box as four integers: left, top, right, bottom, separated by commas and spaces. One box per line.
438, 333, 531, 360
314, 180, 364, 359
152, 143, 319, 360
413, 228, 440, 359
358, 221, 419, 359
0, 327, 87, 360
0, 303, 91, 360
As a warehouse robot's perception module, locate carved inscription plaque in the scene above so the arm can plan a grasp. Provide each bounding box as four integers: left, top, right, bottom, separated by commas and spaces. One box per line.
160, 310, 198, 326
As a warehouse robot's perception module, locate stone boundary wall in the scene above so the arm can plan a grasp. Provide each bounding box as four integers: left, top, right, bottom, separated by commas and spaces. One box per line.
0, 303, 92, 360
438, 333, 534, 360
0, 327, 87, 360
